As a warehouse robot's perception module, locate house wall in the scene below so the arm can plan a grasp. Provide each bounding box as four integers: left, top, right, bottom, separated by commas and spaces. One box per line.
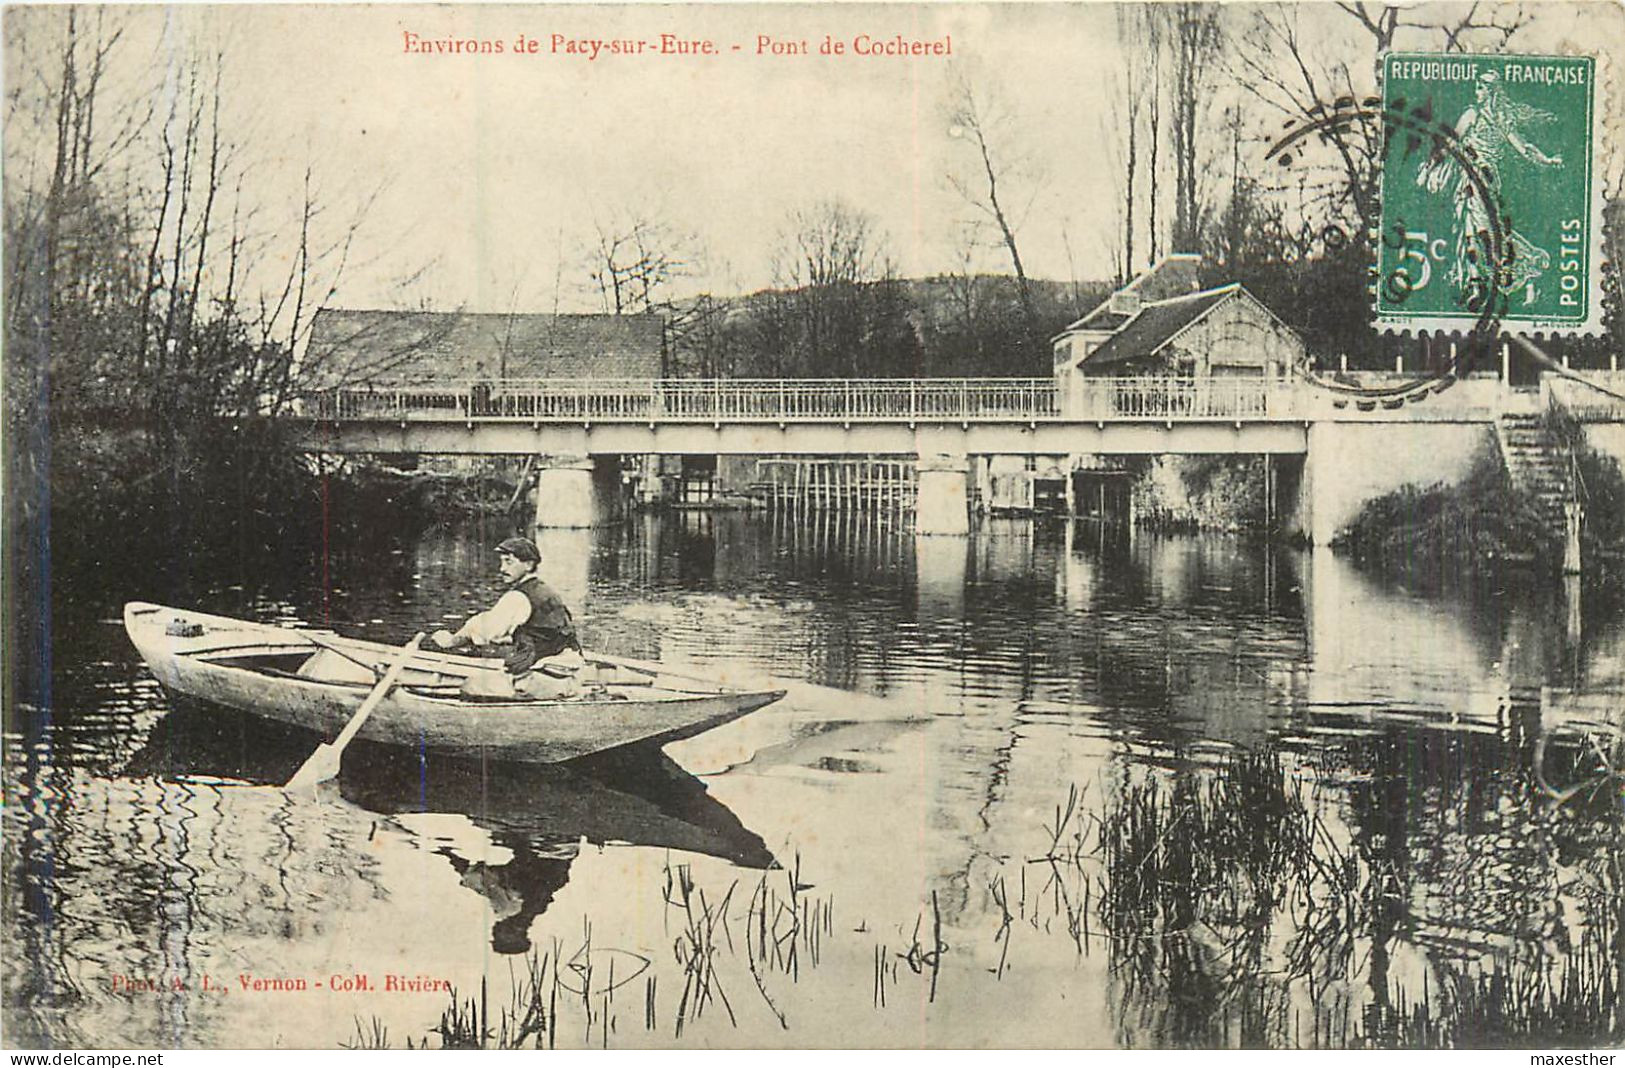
1165, 297, 1306, 376
652, 453, 758, 503
1054, 330, 1114, 396
1581, 424, 1625, 470
718, 456, 760, 494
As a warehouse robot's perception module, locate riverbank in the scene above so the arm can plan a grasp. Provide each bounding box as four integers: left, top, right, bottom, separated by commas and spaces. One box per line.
1133, 455, 1271, 533
1332, 429, 1625, 583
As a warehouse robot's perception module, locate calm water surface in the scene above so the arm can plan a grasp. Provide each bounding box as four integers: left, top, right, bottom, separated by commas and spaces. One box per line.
5, 512, 1622, 1049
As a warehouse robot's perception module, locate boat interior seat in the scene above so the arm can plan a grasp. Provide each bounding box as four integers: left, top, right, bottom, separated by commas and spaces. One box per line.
295, 648, 379, 685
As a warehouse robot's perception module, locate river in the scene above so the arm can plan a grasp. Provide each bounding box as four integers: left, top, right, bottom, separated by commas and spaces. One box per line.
4, 511, 1622, 1049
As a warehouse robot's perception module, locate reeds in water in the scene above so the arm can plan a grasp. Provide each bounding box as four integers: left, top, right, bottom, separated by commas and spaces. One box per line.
412, 739, 1619, 1049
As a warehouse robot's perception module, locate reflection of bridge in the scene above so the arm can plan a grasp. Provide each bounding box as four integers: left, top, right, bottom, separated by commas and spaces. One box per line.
291, 373, 1614, 540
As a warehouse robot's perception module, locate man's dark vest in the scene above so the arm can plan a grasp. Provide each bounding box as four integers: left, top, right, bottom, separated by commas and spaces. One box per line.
505, 576, 580, 675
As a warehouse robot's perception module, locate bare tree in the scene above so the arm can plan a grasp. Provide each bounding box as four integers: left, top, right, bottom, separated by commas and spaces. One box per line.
579, 206, 727, 377
6, 6, 388, 428
766, 199, 915, 377
585, 210, 698, 316
1167, 3, 1223, 251
1144, 8, 1165, 264
1338, 1, 1527, 83
944, 70, 1041, 341
1109, 7, 1145, 280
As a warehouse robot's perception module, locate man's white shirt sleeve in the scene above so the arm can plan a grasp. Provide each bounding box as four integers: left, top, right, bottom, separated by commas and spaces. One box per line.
456, 589, 533, 646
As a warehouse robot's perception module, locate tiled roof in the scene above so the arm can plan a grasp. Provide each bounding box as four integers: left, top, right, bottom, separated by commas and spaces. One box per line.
303, 308, 665, 386
1059, 253, 1205, 334
1081, 285, 1239, 369
1068, 307, 1133, 333
1127, 253, 1205, 303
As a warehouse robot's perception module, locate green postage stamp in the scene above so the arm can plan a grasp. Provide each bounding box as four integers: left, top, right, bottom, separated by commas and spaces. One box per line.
1378, 52, 1600, 334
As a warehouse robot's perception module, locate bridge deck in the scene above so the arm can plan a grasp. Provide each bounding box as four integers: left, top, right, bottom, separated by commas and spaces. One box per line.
306, 377, 1298, 424
290, 375, 1538, 456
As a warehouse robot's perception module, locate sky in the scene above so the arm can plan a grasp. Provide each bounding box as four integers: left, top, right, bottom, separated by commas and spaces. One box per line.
8, 2, 1623, 318
210, 3, 1125, 313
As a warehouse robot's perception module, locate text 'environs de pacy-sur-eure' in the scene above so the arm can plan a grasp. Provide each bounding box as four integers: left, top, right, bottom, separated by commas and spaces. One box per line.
401, 29, 954, 61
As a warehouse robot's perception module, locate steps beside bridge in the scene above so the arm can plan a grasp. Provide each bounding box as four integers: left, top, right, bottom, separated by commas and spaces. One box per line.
1495, 412, 1577, 537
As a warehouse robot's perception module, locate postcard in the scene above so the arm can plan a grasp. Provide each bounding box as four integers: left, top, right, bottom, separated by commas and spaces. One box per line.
4, 1, 1623, 1053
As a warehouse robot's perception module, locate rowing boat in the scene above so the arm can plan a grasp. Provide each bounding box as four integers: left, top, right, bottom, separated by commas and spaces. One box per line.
124, 602, 785, 764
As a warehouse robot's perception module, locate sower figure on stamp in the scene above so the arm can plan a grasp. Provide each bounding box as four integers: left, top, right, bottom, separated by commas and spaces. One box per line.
1418, 69, 1564, 303
432, 536, 585, 699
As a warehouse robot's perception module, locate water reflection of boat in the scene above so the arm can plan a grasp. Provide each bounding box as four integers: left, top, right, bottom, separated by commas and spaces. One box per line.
124, 602, 785, 763
122, 702, 777, 953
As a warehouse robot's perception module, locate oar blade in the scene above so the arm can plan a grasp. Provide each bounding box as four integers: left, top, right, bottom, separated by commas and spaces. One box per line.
284, 632, 424, 794
285, 742, 342, 792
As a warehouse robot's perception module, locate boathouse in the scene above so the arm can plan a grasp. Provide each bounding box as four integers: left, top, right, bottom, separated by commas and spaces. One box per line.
1043, 257, 1310, 523
1051, 255, 1308, 390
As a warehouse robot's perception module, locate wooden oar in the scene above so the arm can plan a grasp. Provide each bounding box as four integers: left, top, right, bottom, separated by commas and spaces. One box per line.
286, 632, 425, 792
300, 629, 468, 687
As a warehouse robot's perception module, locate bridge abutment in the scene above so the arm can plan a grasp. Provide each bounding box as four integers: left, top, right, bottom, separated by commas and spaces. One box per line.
1289, 422, 1493, 545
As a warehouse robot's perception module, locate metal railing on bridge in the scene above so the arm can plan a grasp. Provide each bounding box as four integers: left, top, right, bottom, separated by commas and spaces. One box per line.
304, 376, 1300, 424
1069, 376, 1286, 420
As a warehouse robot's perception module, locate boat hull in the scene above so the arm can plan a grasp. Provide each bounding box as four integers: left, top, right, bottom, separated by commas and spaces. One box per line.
124, 602, 783, 764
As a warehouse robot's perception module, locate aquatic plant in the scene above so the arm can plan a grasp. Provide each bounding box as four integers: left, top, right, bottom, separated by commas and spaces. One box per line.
1075, 739, 1623, 1049
340, 1015, 394, 1050
411, 745, 1619, 1050
665, 860, 737, 1036
428, 930, 652, 1050
1357, 922, 1623, 1048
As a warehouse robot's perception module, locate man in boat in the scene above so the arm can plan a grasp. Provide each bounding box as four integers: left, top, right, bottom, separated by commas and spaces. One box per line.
430, 536, 585, 699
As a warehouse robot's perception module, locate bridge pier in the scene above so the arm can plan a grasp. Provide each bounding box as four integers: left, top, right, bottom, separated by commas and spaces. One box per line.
915, 453, 970, 536
534, 454, 596, 529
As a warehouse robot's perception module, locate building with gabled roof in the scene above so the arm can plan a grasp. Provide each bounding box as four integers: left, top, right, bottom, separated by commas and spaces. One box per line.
302, 308, 666, 390
1052, 257, 1307, 390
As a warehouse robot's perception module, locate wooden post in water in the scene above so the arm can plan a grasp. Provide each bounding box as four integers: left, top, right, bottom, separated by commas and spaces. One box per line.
1265, 455, 1275, 532
1564, 500, 1583, 575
